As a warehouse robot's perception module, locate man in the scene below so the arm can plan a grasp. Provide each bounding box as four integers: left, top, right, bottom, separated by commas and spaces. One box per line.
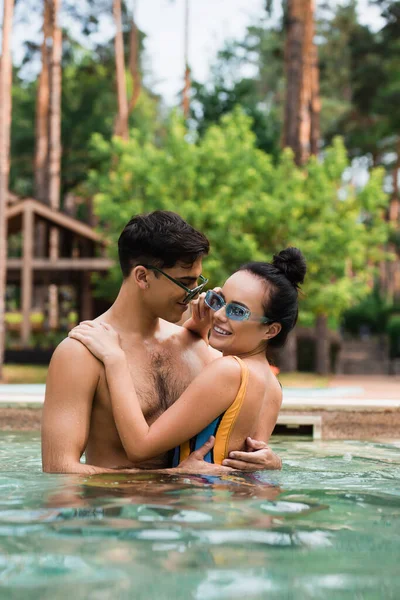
42, 211, 281, 474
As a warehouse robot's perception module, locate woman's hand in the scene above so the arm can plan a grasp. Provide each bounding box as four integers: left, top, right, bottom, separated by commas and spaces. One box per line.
183, 287, 222, 341
174, 436, 234, 474
191, 291, 212, 328
68, 321, 124, 364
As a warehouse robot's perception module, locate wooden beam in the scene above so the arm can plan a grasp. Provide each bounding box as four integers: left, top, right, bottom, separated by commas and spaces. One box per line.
21, 206, 34, 345
7, 258, 114, 271
0, 0, 15, 379
7, 199, 105, 243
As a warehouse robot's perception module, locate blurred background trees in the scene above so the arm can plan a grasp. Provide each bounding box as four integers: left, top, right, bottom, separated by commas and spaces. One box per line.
2, 0, 400, 375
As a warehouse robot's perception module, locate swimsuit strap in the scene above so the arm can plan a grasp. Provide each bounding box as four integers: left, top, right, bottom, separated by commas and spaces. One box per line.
213, 356, 250, 464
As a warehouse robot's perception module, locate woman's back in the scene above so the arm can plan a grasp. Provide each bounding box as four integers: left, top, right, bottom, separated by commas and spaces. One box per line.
173, 356, 282, 466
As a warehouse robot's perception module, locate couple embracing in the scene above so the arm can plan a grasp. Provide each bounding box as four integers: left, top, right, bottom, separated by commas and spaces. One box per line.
41, 211, 306, 475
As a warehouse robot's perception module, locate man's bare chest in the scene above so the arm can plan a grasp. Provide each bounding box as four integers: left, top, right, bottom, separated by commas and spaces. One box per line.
94, 341, 206, 423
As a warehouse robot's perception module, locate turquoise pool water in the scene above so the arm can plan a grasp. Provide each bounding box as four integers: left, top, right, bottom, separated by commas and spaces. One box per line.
1, 432, 400, 599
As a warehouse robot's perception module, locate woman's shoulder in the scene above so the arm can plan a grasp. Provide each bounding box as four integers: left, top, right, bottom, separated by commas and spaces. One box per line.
203, 355, 242, 384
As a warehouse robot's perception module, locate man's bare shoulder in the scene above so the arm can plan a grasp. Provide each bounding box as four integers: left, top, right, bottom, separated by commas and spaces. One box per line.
158, 319, 200, 342
44, 337, 101, 411
48, 337, 101, 376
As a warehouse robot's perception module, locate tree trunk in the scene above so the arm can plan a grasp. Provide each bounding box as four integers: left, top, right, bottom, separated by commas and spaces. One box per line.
284, 0, 320, 374
279, 331, 298, 372
283, 0, 319, 165
48, 0, 62, 330
309, 16, 321, 156
113, 0, 129, 139
390, 138, 400, 302
0, 0, 15, 381
128, 4, 141, 113
48, 0, 62, 211
34, 0, 51, 204
389, 139, 400, 222
182, 0, 190, 118
315, 314, 330, 375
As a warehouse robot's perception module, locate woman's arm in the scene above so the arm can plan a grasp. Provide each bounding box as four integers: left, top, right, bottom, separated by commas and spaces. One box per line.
69, 322, 241, 463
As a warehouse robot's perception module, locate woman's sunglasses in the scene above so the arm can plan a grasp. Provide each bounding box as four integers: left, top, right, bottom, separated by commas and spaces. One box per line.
205, 290, 272, 324
143, 265, 208, 304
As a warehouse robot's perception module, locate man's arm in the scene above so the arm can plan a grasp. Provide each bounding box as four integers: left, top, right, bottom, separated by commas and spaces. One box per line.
42, 338, 117, 475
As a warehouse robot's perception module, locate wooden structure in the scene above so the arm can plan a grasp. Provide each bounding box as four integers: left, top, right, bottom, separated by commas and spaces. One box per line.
6, 197, 114, 345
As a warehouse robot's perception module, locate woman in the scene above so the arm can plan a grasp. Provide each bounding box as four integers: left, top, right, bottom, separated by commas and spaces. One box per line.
69, 247, 306, 466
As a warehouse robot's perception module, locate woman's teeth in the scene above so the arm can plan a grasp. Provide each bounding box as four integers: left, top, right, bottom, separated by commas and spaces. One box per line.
213, 325, 231, 336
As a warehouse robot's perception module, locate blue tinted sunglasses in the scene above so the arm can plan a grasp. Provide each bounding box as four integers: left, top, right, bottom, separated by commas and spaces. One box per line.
205, 290, 272, 324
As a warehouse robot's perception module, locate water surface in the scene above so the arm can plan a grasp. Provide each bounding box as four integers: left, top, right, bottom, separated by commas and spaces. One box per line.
1, 432, 399, 599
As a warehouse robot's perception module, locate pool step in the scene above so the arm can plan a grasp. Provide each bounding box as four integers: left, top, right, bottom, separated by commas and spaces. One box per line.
274, 415, 322, 440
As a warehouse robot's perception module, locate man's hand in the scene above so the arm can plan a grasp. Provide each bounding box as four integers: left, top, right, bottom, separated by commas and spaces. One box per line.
222, 437, 282, 471
174, 436, 234, 474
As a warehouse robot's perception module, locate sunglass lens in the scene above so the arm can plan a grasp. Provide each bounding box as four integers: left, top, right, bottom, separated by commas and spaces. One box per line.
205, 290, 223, 311
226, 304, 247, 321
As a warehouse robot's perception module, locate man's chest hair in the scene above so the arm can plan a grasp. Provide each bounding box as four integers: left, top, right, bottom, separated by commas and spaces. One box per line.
121, 345, 197, 422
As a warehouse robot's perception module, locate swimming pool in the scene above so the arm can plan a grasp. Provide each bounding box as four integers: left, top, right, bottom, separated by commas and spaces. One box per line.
1, 432, 399, 599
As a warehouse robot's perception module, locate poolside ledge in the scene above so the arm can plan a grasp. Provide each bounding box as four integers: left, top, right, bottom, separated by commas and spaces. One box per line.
0, 380, 399, 440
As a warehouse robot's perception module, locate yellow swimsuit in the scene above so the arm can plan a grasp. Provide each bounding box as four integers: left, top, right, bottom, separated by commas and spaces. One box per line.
172, 356, 249, 466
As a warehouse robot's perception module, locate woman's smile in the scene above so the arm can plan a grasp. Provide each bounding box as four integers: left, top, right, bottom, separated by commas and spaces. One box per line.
212, 324, 232, 336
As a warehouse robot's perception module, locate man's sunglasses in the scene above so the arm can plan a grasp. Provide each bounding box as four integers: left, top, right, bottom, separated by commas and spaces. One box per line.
143, 265, 209, 304
205, 290, 272, 324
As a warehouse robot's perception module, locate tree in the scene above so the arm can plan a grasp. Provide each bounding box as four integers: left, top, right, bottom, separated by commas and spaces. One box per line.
283, 0, 320, 166
283, 0, 328, 370
47, 0, 62, 330
182, 0, 190, 118
113, 0, 129, 139
48, 0, 62, 211
0, 0, 15, 380
128, 2, 141, 113
34, 0, 51, 203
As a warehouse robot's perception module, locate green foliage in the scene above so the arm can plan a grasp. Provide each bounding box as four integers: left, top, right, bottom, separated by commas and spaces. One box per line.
87, 109, 390, 325
10, 72, 36, 197
342, 290, 391, 335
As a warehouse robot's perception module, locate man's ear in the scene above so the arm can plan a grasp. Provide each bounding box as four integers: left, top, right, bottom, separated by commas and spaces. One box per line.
264, 322, 282, 341
131, 266, 150, 290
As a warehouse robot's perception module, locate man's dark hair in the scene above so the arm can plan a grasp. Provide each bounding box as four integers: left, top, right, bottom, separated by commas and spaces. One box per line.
118, 211, 210, 278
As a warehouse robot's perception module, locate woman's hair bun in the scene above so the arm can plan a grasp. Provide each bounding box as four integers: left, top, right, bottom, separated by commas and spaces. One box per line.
272, 247, 306, 288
